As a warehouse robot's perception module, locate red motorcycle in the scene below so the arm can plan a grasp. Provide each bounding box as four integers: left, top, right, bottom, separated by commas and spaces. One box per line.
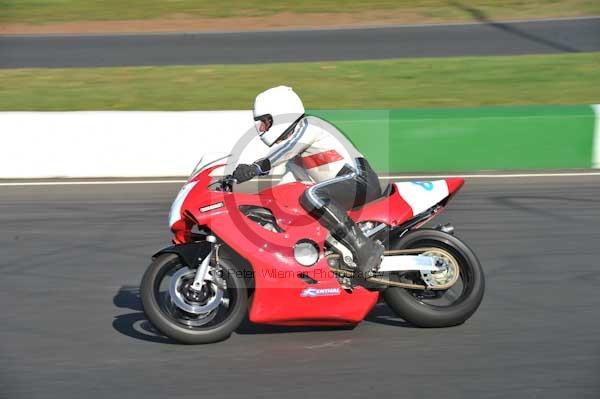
141, 157, 485, 344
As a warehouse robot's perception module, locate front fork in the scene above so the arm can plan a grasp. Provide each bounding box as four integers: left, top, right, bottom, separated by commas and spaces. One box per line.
190, 235, 217, 291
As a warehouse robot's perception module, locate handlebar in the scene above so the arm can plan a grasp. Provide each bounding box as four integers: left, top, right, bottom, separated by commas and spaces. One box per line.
214, 175, 237, 192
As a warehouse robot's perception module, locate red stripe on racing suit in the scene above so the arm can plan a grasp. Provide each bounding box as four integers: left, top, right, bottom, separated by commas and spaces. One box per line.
299, 150, 344, 169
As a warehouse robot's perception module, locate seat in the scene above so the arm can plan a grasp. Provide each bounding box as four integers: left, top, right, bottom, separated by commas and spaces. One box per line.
350, 183, 395, 212
381, 183, 395, 197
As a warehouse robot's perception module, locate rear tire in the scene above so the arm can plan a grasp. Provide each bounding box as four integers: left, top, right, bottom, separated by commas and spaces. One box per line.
140, 253, 248, 344
383, 229, 484, 327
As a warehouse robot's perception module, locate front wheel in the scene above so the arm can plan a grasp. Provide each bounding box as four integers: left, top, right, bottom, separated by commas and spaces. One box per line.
383, 229, 485, 327
140, 253, 247, 344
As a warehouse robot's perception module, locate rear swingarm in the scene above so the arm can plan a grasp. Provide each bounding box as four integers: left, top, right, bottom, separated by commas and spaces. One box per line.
327, 247, 460, 290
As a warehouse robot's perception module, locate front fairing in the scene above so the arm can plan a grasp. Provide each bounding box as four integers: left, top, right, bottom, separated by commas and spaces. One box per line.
169, 158, 231, 243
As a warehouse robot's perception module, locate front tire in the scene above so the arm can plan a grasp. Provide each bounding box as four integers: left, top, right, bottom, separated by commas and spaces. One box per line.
383, 229, 485, 327
140, 253, 248, 344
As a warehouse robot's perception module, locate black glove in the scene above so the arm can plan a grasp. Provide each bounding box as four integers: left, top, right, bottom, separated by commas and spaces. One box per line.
232, 164, 258, 183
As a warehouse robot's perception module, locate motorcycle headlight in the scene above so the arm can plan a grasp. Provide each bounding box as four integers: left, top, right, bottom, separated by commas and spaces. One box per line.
294, 240, 319, 267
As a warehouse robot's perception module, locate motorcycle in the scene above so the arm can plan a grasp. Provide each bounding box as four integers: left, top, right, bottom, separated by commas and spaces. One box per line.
141, 156, 485, 344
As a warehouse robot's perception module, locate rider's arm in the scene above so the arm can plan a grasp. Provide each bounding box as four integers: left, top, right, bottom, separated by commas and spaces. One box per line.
253, 118, 315, 175
253, 158, 272, 176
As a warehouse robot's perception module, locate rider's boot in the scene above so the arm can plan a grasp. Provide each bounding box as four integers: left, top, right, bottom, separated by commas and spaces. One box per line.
319, 205, 384, 278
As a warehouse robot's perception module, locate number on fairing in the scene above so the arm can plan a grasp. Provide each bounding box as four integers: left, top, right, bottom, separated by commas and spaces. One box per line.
395, 180, 450, 215
412, 181, 434, 191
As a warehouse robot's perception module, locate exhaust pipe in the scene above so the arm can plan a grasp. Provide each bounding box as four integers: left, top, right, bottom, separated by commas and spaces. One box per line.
435, 223, 455, 235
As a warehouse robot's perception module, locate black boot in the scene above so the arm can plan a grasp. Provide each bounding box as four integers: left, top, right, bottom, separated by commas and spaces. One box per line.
319, 205, 384, 278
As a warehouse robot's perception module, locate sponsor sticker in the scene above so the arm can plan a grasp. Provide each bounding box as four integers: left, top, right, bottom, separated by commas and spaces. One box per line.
200, 202, 224, 213
300, 287, 342, 298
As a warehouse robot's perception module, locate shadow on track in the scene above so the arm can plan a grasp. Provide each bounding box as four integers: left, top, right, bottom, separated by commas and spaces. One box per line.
450, 1, 581, 53
112, 285, 178, 345
111, 286, 414, 343
363, 302, 416, 328
235, 318, 356, 335
236, 300, 415, 333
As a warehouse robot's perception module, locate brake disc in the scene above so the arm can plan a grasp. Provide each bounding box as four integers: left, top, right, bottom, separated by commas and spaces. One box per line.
169, 267, 223, 315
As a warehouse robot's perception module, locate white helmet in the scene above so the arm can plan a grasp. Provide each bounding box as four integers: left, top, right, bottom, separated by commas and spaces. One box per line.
253, 86, 305, 147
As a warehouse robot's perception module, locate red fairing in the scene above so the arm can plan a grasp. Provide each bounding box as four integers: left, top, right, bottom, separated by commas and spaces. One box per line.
171, 218, 193, 245
173, 168, 461, 326
446, 178, 465, 196
349, 179, 463, 227
348, 187, 414, 226
170, 164, 227, 243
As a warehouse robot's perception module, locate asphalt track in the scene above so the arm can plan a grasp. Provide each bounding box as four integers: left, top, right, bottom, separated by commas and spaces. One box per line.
1, 17, 599, 68
1, 175, 599, 398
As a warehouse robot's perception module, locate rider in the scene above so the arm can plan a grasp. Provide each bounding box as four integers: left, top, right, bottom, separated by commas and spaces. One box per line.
232, 86, 384, 277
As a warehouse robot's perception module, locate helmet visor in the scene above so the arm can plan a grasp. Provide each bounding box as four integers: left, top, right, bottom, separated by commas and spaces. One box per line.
253, 114, 273, 135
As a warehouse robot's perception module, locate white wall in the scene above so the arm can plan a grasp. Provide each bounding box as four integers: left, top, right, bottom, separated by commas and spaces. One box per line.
593, 105, 600, 169
0, 111, 274, 178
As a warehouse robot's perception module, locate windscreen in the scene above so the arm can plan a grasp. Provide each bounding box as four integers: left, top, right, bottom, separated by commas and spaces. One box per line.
188, 154, 232, 182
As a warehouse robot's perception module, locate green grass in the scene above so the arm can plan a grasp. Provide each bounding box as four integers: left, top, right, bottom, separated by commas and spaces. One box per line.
0, 0, 598, 24
1, 53, 599, 110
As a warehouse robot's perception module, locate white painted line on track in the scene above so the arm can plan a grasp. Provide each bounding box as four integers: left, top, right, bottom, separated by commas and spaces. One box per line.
3, 172, 600, 186
0, 180, 187, 186
593, 104, 600, 169
382, 172, 600, 179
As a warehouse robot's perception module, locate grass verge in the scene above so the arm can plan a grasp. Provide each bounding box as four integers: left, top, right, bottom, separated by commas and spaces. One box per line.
1, 0, 599, 25
1, 53, 599, 110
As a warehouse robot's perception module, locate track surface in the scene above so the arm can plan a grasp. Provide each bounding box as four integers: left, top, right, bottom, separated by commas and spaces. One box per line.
1, 176, 599, 398
1, 18, 599, 68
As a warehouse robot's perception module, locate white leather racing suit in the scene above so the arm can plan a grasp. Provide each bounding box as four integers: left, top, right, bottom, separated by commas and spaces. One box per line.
258, 116, 362, 182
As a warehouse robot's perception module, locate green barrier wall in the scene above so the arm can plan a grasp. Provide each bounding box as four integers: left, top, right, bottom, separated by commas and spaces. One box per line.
311, 105, 596, 172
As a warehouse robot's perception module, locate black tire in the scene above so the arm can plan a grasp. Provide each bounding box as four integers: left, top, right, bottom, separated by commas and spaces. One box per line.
383, 229, 485, 328
140, 253, 248, 344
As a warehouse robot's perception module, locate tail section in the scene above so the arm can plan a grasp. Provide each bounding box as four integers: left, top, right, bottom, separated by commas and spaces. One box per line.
445, 178, 465, 196
394, 178, 464, 216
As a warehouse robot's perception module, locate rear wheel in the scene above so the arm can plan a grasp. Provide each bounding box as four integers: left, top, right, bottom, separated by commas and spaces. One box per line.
140, 253, 247, 344
383, 229, 484, 327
